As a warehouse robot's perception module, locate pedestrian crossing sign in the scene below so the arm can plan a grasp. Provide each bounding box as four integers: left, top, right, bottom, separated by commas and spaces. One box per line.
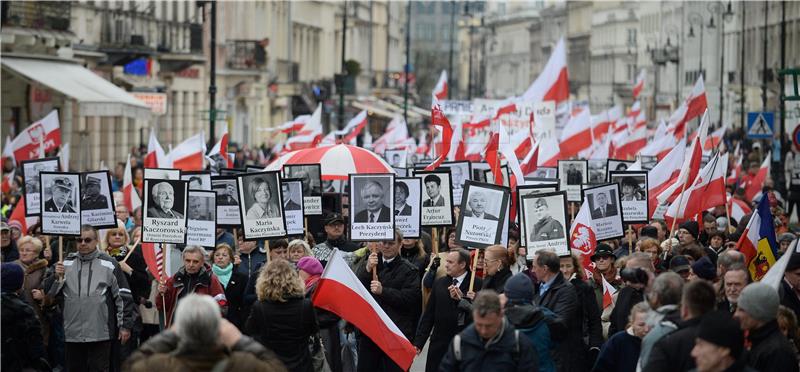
747, 112, 775, 139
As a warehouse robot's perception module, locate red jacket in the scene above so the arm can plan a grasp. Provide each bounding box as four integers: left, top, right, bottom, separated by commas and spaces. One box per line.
156, 266, 227, 325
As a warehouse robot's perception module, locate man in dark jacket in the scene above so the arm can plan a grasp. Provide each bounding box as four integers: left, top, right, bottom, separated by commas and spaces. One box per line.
734, 282, 799, 372
531, 250, 582, 372
439, 290, 537, 371
504, 273, 556, 372
690, 312, 757, 372
781, 251, 800, 318
356, 230, 421, 372
313, 213, 362, 265
414, 249, 481, 372
1, 263, 49, 371
643, 279, 717, 372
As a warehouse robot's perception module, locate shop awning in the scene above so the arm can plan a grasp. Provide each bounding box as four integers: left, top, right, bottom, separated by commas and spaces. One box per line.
1, 56, 151, 120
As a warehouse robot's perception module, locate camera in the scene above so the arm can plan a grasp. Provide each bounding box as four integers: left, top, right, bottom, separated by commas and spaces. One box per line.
620, 267, 648, 285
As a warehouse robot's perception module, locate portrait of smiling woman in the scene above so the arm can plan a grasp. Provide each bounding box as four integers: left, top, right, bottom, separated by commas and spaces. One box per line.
245, 176, 280, 219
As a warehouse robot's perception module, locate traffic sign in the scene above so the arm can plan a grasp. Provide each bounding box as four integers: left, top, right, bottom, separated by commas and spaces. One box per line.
746, 111, 774, 139
793, 125, 800, 152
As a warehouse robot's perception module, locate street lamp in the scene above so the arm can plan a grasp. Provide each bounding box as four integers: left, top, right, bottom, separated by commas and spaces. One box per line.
708, 1, 734, 126
687, 12, 712, 76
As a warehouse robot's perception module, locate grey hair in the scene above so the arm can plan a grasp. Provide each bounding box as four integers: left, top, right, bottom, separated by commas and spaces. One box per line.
173, 294, 221, 349
473, 290, 502, 317
650, 272, 684, 306
152, 181, 174, 196
718, 250, 745, 270
182, 245, 207, 262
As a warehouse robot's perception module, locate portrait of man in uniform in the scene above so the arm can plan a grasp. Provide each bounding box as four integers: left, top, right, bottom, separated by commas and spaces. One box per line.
530, 197, 565, 242
44, 177, 76, 213
80, 175, 108, 210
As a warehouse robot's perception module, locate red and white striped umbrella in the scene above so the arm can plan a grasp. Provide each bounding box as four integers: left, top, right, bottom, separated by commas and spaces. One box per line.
266, 144, 394, 180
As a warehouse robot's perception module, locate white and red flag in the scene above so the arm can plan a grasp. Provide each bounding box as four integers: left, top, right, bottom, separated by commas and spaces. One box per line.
122, 154, 142, 213
664, 153, 729, 223
312, 250, 416, 371
432, 70, 448, 101
144, 128, 167, 168
9, 110, 61, 163
632, 69, 646, 99
537, 136, 561, 167
340, 110, 369, 144
601, 275, 618, 309
8, 196, 37, 234
744, 152, 771, 201
656, 111, 709, 206
168, 133, 206, 171
647, 139, 687, 218
483, 132, 503, 185
640, 133, 678, 161
592, 106, 622, 141
2, 136, 15, 165
373, 117, 410, 154
613, 124, 648, 160
570, 200, 598, 273
286, 104, 323, 151
666, 76, 707, 139
728, 196, 752, 223
522, 37, 569, 104
207, 127, 233, 168
559, 107, 593, 159
424, 97, 453, 171
703, 124, 727, 151
519, 141, 539, 176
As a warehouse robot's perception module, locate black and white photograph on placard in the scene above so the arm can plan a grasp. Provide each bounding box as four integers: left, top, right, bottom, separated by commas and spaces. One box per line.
40, 172, 81, 235
639, 155, 658, 171
531, 167, 558, 179
521, 191, 569, 257
142, 179, 188, 244
22, 157, 60, 216
588, 159, 607, 184
610, 171, 649, 223
182, 171, 212, 191
237, 171, 287, 240
483, 166, 510, 187
471, 162, 489, 182
394, 177, 422, 238
349, 173, 395, 241
455, 181, 510, 248
606, 159, 636, 180
283, 164, 323, 215
321, 179, 341, 193
418, 170, 455, 227
441, 161, 471, 204
281, 179, 305, 236
558, 160, 588, 202
384, 149, 408, 168
80, 171, 116, 229
211, 176, 241, 226
516, 184, 559, 245
186, 190, 216, 247
583, 183, 625, 240
393, 167, 408, 177
144, 167, 180, 180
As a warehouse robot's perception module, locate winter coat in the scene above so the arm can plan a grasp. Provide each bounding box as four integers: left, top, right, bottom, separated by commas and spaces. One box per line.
745, 319, 800, 372
780, 279, 800, 320
643, 316, 703, 372
438, 318, 538, 372
1, 291, 48, 371
15, 258, 50, 341
482, 267, 513, 293
156, 265, 227, 324
400, 246, 428, 280
532, 272, 583, 372
571, 276, 603, 351
124, 330, 288, 372
592, 329, 640, 372
44, 249, 127, 342
638, 305, 680, 370
608, 285, 644, 336
237, 248, 267, 283
505, 303, 556, 372
245, 296, 318, 372
355, 254, 421, 340
223, 271, 248, 329
415, 273, 482, 372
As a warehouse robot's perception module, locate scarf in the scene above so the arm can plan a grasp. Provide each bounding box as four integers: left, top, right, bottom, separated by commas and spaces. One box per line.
212, 263, 233, 288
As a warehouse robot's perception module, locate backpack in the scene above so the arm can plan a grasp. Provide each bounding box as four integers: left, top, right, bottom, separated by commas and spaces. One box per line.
453, 329, 520, 364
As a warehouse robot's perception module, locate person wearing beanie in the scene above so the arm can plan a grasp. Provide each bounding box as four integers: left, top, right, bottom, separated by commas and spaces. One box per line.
590, 243, 622, 309
503, 273, 557, 372
690, 311, 756, 372
734, 282, 799, 372
780, 250, 800, 320
677, 221, 705, 260
414, 249, 481, 372
1, 262, 49, 370
689, 256, 716, 282
779, 232, 797, 256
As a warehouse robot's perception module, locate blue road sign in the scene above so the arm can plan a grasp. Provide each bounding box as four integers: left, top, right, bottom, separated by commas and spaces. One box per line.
747, 112, 775, 139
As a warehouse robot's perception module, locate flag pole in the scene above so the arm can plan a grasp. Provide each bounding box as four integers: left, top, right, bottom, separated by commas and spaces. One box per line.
668, 176, 692, 251
432, 228, 439, 255
121, 237, 141, 264
468, 249, 479, 293
58, 236, 63, 280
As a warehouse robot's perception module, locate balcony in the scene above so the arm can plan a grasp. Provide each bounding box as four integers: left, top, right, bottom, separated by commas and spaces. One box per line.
1, 2, 71, 31
226, 40, 267, 71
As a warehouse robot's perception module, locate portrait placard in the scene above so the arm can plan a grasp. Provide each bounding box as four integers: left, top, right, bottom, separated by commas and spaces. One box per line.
237, 171, 287, 240
588, 159, 607, 184
558, 160, 588, 202
283, 164, 323, 216
606, 159, 635, 180
609, 171, 649, 223
417, 169, 455, 227
144, 167, 180, 180
583, 183, 625, 240
455, 180, 510, 249
21, 157, 61, 216
471, 162, 490, 182
384, 149, 408, 168
483, 166, 510, 187
321, 179, 342, 193
394, 177, 422, 239
281, 178, 305, 236
349, 173, 396, 242
211, 176, 242, 226
520, 191, 569, 256
517, 184, 559, 245
529, 167, 557, 179
181, 171, 212, 191
79, 171, 116, 229
393, 167, 408, 177
142, 179, 188, 244
186, 190, 216, 248
40, 172, 81, 235
441, 161, 471, 204
220, 168, 246, 176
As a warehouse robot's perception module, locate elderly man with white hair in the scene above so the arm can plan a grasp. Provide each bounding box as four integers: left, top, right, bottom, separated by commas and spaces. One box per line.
147, 182, 183, 219
125, 294, 287, 371
157, 246, 227, 324
463, 190, 498, 220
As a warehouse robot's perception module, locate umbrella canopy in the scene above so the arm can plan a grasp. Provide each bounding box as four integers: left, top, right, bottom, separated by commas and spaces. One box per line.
266, 144, 394, 180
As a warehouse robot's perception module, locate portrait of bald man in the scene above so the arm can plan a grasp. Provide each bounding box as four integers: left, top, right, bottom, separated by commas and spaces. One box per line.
147, 181, 184, 219
463, 190, 498, 220
354, 180, 391, 223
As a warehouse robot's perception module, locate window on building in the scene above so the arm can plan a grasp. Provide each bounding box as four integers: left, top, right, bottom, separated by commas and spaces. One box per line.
627, 29, 637, 47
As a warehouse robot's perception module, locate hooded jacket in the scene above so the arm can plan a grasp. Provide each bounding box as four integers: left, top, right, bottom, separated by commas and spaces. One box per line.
505, 303, 556, 372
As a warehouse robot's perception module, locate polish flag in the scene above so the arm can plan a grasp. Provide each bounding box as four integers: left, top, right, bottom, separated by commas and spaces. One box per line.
570, 200, 597, 273
589, 136, 612, 160
744, 153, 770, 201
142, 242, 168, 280
493, 98, 518, 119
463, 132, 487, 162
647, 139, 686, 218
432, 70, 448, 100
1, 169, 14, 194
522, 37, 569, 104
653, 119, 668, 140
665, 153, 729, 223
373, 117, 409, 154
592, 106, 622, 141
559, 108, 593, 158
498, 124, 525, 186
425, 97, 453, 171
2, 136, 15, 165
8, 196, 37, 234
728, 196, 752, 223
666, 76, 707, 139
728, 149, 743, 186
207, 127, 233, 168
312, 250, 416, 371
144, 129, 167, 168
513, 135, 533, 160
601, 275, 618, 309
640, 134, 678, 160
614, 124, 648, 160
484, 132, 503, 185
340, 110, 369, 144
286, 104, 323, 151
168, 133, 206, 171
123, 154, 142, 213
632, 110, 647, 131
704, 124, 727, 151
632, 69, 646, 99
656, 112, 709, 206
10, 110, 61, 163
446, 117, 466, 161
520, 141, 539, 176
279, 115, 310, 134
537, 136, 561, 167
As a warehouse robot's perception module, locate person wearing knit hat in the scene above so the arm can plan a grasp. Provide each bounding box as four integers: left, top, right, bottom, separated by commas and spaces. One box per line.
1, 262, 49, 370
1, 262, 24, 293
502, 273, 557, 371
504, 272, 534, 304
734, 282, 799, 372
676, 220, 705, 260
690, 311, 752, 372
778, 232, 797, 255
679, 221, 700, 241
297, 256, 324, 293
689, 256, 716, 282
669, 255, 691, 281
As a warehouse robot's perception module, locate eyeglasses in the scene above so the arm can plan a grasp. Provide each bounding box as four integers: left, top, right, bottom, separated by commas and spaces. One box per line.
78, 238, 94, 243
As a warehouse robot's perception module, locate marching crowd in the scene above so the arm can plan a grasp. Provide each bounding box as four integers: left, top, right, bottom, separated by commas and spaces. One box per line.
3, 137, 800, 372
